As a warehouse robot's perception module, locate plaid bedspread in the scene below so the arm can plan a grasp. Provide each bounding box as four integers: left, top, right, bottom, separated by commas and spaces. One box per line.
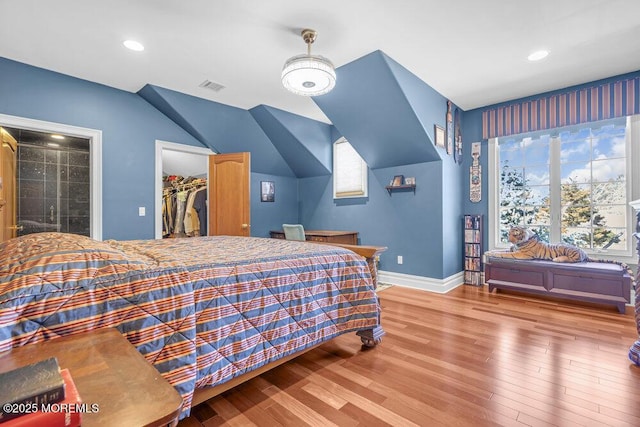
0, 233, 380, 418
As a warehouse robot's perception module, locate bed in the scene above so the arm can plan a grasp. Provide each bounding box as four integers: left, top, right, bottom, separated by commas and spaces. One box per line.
0, 232, 382, 419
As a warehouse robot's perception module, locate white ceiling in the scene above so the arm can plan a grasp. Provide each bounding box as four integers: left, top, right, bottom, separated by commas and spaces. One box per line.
1, 0, 639, 123
162, 150, 208, 178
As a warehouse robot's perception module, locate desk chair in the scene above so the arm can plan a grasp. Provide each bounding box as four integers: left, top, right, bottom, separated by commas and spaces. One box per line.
282, 224, 306, 241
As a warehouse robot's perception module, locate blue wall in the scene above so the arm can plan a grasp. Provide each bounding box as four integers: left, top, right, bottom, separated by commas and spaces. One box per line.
314, 51, 440, 169
138, 85, 295, 177
251, 173, 299, 238
0, 53, 468, 280
0, 58, 300, 240
441, 151, 466, 278
249, 105, 332, 178
0, 57, 205, 240
308, 50, 466, 279
300, 162, 447, 277
382, 51, 465, 278
298, 151, 465, 279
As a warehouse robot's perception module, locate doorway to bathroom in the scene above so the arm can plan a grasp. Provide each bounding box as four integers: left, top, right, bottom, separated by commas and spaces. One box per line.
0, 113, 103, 240
5, 127, 91, 236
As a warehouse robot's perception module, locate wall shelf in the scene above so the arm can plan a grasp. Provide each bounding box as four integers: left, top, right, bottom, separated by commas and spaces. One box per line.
385, 184, 416, 195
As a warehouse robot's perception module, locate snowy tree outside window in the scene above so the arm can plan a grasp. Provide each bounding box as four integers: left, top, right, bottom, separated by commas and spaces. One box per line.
494, 117, 633, 254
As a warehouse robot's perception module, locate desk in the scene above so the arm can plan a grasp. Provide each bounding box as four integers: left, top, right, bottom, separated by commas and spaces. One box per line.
0, 328, 183, 427
270, 229, 358, 245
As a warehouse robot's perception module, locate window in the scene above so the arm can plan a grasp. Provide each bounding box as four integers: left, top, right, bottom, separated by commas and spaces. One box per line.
489, 116, 638, 256
333, 137, 368, 199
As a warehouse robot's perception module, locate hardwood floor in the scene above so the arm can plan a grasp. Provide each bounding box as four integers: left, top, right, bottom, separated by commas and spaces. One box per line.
178, 285, 640, 427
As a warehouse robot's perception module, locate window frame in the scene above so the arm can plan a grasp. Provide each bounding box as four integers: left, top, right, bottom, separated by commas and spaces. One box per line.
333, 137, 368, 199
488, 115, 639, 258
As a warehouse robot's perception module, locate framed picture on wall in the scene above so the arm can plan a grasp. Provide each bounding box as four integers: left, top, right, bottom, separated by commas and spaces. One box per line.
260, 181, 275, 202
434, 125, 445, 148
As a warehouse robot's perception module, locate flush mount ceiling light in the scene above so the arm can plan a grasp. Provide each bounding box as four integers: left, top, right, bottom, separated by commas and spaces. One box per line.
527, 50, 549, 61
281, 29, 336, 96
123, 39, 145, 52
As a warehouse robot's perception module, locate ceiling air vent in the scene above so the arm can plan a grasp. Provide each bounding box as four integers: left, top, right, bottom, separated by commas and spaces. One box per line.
198, 80, 225, 92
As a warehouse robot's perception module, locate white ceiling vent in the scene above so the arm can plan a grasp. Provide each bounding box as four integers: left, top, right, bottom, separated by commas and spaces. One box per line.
198, 79, 225, 92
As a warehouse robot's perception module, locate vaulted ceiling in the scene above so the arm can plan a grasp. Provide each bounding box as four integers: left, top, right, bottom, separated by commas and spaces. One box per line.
142, 50, 448, 175
1, 1, 638, 124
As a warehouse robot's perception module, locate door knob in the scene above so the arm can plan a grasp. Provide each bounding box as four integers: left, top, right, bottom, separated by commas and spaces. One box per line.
241, 224, 250, 229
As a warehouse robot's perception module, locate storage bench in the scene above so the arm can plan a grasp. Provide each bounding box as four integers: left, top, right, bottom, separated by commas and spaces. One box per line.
484, 257, 632, 313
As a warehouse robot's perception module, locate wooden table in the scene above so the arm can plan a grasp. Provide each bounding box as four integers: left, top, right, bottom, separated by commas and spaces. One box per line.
0, 328, 183, 427
270, 229, 358, 245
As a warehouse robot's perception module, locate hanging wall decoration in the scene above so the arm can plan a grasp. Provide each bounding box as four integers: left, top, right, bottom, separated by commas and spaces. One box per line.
446, 100, 453, 155
470, 142, 481, 202
454, 107, 462, 164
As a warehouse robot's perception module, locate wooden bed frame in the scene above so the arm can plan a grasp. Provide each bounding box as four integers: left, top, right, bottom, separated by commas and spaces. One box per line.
192, 243, 387, 406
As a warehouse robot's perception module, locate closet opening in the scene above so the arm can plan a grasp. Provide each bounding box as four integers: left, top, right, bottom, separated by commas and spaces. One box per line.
154, 140, 214, 239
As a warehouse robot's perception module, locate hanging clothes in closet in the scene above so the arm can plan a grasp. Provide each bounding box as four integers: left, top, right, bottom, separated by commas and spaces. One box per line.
162, 176, 207, 238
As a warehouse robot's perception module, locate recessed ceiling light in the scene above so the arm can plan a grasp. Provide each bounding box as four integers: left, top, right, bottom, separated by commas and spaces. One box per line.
47, 142, 60, 147
51, 134, 65, 140
528, 50, 549, 61
123, 40, 145, 52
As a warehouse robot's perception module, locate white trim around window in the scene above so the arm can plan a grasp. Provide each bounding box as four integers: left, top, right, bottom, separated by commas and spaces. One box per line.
488, 136, 499, 251
488, 115, 639, 260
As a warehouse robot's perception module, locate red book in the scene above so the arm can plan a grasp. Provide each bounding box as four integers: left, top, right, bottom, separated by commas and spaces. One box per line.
3, 369, 82, 427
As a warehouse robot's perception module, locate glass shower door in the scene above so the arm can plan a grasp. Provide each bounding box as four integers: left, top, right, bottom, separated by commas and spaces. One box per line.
9, 127, 91, 237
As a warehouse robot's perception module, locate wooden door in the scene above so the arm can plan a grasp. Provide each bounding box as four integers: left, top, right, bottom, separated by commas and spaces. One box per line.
208, 152, 250, 236
0, 128, 17, 242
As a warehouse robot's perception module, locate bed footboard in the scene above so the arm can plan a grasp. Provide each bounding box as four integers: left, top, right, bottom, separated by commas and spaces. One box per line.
315, 242, 387, 289
337, 244, 387, 347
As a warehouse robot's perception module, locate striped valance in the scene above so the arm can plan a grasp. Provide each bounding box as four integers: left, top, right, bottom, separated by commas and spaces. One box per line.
482, 77, 639, 139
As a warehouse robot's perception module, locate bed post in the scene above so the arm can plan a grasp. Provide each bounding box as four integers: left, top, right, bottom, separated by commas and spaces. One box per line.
310, 242, 387, 347
356, 250, 386, 347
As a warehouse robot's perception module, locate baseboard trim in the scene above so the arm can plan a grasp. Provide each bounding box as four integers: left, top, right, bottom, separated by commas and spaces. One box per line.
376, 270, 636, 307
378, 270, 465, 293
